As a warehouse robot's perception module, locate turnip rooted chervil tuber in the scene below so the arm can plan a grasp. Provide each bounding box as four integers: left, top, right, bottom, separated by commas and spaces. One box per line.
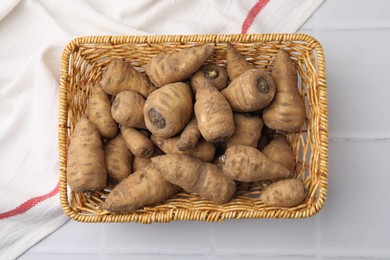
144, 82, 193, 138
152, 154, 236, 204
145, 45, 215, 87
67, 115, 107, 192
263, 50, 306, 131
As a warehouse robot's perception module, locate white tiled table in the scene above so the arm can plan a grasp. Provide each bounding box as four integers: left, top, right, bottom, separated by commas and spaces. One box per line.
20, 1, 390, 259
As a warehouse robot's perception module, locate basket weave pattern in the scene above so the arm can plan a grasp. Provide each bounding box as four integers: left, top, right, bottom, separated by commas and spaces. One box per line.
59, 34, 328, 223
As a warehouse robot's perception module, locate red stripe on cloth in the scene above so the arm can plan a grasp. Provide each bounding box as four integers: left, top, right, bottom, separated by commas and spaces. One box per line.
241, 0, 270, 34
0, 182, 59, 220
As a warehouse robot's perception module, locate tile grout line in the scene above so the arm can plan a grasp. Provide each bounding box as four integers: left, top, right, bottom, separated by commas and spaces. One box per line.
321, 250, 390, 259
329, 137, 390, 143
211, 250, 318, 257
25, 247, 390, 258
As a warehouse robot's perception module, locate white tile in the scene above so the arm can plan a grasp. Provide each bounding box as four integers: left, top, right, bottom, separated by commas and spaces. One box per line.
26, 221, 101, 252
104, 254, 206, 260
303, 0, 390, 30
212, 218, 316, 254
297, 30, 321, 39
97, 255, 317, 260
323, 257, 389, 260
320, 141, 390, 253
213, 256, 314, 260
102, 222, 213, 254
19, 253, 99, 260
295, 28, 390, 139
315, 29, 390, 138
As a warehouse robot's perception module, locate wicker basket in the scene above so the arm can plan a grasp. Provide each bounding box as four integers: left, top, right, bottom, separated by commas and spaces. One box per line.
59, 34, 328, 223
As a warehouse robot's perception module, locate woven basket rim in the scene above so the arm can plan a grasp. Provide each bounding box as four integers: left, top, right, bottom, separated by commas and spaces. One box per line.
58, 33, 328, 223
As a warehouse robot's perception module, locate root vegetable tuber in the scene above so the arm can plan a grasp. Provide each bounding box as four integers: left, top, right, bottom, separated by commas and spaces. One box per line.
191, 64, 228, 92
87, 83, 117, 138
226, 42, 254, 81
111, 91, 146, 129
222, 69, 276, 112
262, 134, 295, 172
105, 133, 133, 183
101, 59, 156, 98
260, 179, 305, 207
194, 82, 235, 143
152, 154, 236, 204
263, 50, 306, 131
132, 148, 163, 172
121, 126, 155, 158
102, 166, 180, 212
220, 145, 291, 182
67, 115, 107, 192
176, 117, 201, 151
145, 45, 215, 87
226, 113, 263, 148
151, 135, 215, 162
144, 82, 193, 138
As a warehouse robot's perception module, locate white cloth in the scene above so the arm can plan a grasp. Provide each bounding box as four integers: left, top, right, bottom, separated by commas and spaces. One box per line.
0, 0, 324, 259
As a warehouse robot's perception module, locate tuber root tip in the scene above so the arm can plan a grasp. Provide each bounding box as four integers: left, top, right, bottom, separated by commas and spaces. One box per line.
148, 108, 166, 129
257, 78, 269, 94
219, 155, 226, 164
204, 69, 219, 80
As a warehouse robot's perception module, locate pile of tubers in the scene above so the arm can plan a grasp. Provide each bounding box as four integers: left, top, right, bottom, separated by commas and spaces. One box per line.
67, 43, 307, 213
